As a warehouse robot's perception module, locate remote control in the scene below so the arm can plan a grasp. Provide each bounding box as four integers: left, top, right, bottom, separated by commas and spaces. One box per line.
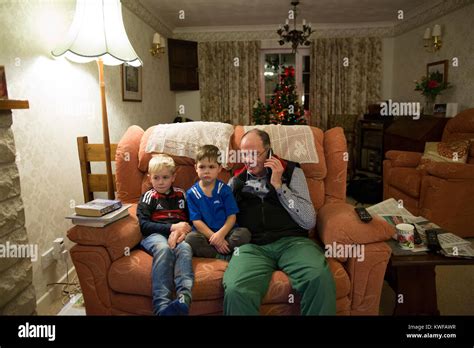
425, 229, 442, 252
410, 223, 423, 245
354, 207, 372, 223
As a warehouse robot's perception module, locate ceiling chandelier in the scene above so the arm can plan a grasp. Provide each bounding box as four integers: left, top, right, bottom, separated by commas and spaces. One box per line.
277, 0, 312, 53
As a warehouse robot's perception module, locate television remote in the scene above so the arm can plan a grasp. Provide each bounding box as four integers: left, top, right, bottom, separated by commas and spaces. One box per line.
425, 229, 442, 252
354, 207, 372, 223
410, 223, 423, 245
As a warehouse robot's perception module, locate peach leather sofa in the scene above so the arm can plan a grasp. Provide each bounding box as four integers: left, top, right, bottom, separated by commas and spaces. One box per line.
383, 109, 474, 238
67, 124, 393, 315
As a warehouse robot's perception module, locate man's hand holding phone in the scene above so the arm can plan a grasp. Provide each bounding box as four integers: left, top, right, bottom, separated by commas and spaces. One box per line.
264, 149, 284, 189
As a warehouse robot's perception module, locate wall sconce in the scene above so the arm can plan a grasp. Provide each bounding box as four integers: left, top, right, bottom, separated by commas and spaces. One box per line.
423, 24, 442, 52
150, 33, 166, 57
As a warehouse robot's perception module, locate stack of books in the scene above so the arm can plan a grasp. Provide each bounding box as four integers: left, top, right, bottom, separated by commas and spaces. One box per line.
66, 199, 131, 227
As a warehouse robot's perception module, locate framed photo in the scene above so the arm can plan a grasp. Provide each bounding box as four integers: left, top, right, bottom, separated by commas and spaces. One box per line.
433, 103, 447, 117
427, 60, 448, 84
121, 64, 142, 102
0, 66, 8, 99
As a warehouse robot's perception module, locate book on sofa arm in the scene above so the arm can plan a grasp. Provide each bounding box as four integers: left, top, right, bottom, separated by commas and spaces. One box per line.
74, 199, 122, 217
66, 204, 131, 227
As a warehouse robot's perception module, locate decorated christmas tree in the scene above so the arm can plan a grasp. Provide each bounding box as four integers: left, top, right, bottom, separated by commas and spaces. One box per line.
269, 66, 307, 125
252, 99, 270, 125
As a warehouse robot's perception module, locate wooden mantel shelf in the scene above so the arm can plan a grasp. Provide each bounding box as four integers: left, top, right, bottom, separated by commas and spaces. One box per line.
0, 99, 29, 110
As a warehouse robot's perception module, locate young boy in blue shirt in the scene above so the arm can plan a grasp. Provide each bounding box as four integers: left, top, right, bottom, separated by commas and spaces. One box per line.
185, 145, 251, 259
137, 154, 194, 315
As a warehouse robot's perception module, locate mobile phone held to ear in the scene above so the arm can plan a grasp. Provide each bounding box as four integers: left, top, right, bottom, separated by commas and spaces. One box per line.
265, 148, 273, 176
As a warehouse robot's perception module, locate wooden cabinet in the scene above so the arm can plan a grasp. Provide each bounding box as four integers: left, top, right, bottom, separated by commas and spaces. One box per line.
168, 39, 199, 91
357, 119, 393, 175
384, 116, 449, 153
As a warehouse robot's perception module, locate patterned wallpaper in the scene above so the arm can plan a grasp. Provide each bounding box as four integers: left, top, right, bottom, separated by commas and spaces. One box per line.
0, 0, 175, 304
391, 3, 474, 111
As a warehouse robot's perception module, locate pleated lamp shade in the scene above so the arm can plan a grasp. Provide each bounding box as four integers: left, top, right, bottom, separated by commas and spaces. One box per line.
52, 0, 142, 67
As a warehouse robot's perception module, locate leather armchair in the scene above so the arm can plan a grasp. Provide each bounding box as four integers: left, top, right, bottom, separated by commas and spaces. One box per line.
383, 108, 474, 237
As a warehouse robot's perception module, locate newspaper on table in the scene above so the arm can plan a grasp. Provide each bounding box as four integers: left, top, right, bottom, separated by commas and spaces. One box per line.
366, 198, 412, 217
441, 245, 474, 258
367, 198, 473, 256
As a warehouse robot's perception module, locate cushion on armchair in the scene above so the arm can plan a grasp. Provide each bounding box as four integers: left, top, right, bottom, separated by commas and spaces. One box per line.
419, 140, 470, 165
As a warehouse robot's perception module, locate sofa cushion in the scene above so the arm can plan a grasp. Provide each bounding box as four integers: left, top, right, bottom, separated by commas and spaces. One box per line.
109, 251, 228, 301
389, 167, 422, 198
108, 249, 351, 302
419, 140, 470, 166
116, 126, 145, 204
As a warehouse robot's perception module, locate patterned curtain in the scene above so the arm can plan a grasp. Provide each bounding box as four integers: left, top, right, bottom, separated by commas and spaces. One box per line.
198, 41, 260, 125
309, 37, 382, 130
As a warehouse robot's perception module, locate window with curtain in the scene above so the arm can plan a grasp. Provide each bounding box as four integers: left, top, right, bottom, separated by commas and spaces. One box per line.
259, 49, 310, 111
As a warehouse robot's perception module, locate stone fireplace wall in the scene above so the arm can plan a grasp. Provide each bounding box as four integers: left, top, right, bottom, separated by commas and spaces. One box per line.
0, 108, 36, 315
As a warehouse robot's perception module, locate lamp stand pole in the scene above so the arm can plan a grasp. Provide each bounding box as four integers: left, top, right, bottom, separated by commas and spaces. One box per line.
97, 58, 115, 199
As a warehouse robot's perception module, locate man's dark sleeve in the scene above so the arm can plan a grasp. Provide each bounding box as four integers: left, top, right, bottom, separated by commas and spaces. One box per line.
136, 193, 172, 238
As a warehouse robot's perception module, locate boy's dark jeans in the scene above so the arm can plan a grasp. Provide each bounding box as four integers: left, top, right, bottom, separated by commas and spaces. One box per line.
185, 227, 251, 258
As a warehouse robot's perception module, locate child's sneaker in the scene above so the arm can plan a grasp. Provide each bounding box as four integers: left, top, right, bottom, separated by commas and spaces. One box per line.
159, 299, 189, 316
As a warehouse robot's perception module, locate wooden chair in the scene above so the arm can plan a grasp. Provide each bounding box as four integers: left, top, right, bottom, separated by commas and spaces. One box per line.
77, 136, 117, 203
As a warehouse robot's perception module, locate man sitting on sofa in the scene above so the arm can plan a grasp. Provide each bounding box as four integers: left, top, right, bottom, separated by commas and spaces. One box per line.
224, 129, 336, 315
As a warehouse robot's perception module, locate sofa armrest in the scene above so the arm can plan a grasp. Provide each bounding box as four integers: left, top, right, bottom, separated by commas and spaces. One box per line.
385, 150, 422, 168
345, 242, 392, 315
316, 202, 394, 245
70, 245, 112, 315
424, 162, 474, 180
67, 204, 142, 261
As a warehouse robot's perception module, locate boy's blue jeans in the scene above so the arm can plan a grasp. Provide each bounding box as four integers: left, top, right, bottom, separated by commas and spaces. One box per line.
140, 233, 194, 315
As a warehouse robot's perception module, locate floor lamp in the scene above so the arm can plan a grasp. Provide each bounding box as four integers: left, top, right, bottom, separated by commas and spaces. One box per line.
52, 0, 142, 200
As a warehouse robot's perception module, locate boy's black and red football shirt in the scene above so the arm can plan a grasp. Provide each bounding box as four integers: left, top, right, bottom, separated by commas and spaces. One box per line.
137, 186, 188, 237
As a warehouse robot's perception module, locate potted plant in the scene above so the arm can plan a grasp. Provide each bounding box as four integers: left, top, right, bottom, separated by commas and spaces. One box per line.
414, 71, 451, 115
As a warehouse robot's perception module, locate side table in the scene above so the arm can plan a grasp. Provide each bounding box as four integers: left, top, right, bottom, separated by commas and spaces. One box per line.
385, 238, 474, 315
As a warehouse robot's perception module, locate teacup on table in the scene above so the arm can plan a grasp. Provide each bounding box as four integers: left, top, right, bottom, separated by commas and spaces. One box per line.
395, 223, 415, 250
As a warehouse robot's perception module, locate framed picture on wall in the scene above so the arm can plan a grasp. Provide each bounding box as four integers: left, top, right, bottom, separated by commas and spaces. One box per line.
121, 64, 142, 102
427, 60, 448, 84
0, 66, 8, 99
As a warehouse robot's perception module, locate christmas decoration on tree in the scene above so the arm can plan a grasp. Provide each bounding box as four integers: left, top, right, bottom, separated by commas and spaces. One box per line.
252, 99, 270, 125
252, 66, 307, 125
